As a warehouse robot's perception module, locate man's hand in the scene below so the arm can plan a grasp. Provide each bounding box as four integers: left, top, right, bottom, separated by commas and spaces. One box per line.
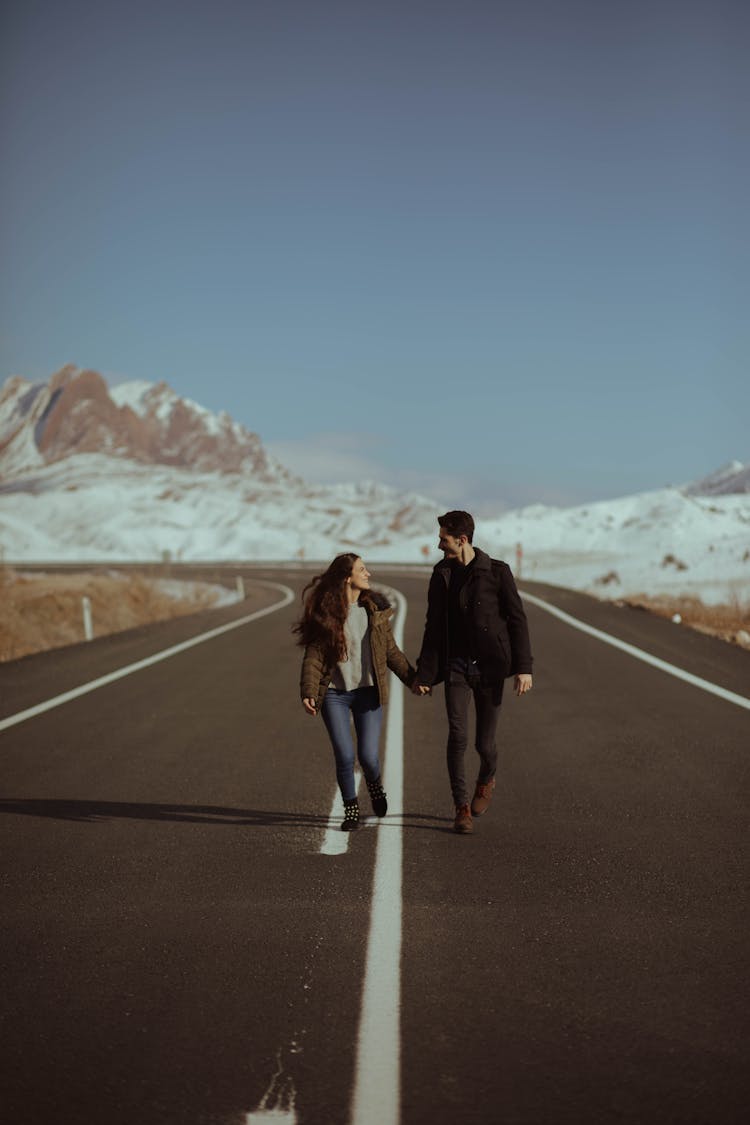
411, 683, 431, 696
514, 674, 533, 697
302, 697, 317, 715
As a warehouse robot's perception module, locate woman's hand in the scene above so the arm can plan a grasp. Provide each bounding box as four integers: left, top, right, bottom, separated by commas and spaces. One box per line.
514, 674, 533, 697
302, 697, 317, 715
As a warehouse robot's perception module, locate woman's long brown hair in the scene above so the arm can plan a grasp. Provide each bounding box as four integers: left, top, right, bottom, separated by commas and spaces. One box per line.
293, 552, 364, 665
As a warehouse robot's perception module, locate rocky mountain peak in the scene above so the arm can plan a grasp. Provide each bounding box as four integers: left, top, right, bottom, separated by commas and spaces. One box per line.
685, 461, 750, 496
0, 366, 298, 483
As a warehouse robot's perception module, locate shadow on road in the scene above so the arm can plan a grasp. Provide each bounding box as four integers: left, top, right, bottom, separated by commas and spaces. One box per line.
0, 798, 451, 829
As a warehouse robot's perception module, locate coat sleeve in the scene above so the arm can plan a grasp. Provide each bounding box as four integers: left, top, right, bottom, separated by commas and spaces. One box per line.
498, 563, 533, 675
300, 643, 328, 701
385, 621, 416, 686
415, 570, 445, 685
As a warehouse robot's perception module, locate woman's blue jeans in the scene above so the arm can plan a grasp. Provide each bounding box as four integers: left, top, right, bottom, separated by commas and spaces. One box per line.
321, 686, 383, 801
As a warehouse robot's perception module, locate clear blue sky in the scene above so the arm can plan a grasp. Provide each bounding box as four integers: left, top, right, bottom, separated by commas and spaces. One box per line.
1, 0, 747, 511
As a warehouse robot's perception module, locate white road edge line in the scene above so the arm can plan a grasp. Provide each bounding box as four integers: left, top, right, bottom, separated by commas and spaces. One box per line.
0, 581, 296, 734
522, 591, 750, 711
350, 584, 405, 1125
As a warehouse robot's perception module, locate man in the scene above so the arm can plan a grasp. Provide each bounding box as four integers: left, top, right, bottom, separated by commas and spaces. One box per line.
413, 511, 533, 834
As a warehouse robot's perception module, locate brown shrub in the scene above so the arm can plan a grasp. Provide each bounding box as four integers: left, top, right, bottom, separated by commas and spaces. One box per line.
0, 572, 223, 663
622, 593, 750, 648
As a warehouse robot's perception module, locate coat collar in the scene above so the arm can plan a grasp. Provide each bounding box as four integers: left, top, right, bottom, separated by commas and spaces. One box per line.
435, 545, 491, 583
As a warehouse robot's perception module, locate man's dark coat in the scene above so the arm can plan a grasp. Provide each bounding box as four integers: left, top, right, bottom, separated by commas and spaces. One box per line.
416, 547, 533, 687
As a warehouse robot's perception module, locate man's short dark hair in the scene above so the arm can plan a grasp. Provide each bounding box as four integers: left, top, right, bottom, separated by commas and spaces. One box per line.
438, 510, 475, 542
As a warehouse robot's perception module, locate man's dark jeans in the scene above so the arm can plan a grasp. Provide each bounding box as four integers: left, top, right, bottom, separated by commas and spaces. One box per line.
444, 657, 505, 806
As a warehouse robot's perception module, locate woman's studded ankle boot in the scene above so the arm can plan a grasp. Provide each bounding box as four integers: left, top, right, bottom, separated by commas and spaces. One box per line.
341, 798, 360, 832
366, 779, 388, 818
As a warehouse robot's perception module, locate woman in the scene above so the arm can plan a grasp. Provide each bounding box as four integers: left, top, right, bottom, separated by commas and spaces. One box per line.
294, 553, 416, 831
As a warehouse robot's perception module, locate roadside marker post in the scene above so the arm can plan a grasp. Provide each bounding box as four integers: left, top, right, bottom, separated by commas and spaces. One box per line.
81, 596, 93, 641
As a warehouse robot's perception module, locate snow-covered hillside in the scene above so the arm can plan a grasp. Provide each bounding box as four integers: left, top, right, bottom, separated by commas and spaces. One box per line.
475, 486, 750, 605
1, 368, 748, 606
0, 453, 440, 562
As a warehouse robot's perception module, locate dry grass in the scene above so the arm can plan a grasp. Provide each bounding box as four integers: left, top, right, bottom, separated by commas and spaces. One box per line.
0, 568, 224, 663
620, 592, 750, 649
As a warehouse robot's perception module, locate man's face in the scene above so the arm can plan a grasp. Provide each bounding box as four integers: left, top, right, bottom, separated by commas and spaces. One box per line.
438, 526, 464, 559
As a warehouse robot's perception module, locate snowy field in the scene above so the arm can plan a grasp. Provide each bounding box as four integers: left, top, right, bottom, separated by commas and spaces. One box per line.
1, 455, 748, 608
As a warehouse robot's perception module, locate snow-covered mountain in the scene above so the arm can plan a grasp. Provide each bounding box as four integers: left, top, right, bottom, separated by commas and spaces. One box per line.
0, 367, 748, 606
0, 367, 441, 560
474, 480, 750, 606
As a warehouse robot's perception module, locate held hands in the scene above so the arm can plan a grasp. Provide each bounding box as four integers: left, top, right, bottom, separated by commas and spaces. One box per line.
411, 678, 531, 696
304, 684, 431, 713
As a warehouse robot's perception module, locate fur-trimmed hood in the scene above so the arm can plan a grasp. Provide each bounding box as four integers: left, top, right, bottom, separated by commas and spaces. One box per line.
359, 589, 392, 614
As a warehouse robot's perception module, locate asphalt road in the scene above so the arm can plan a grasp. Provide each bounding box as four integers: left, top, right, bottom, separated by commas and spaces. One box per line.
1, 565, 748, 1125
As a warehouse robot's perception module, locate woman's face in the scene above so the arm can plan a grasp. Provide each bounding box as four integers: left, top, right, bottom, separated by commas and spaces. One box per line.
348, 557, 371, 592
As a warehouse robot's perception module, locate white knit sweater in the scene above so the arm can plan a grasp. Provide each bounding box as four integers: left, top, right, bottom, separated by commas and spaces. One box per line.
330, 604, 375, 691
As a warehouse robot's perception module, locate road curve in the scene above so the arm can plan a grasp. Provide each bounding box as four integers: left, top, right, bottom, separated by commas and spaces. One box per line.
0, 566, 747, 1125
